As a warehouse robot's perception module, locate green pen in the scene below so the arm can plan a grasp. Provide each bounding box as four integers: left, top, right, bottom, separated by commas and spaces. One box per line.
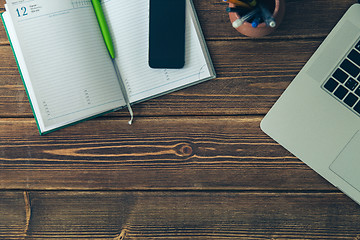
91, 0, 115, 59
91, 0, 134, 124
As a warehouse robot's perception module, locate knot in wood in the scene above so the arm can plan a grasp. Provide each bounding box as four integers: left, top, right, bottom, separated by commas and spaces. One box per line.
175, 143, 193, 157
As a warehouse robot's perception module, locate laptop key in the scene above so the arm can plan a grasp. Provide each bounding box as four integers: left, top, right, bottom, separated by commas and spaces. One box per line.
324, 78, 339, 92
344, 92, 358, 107
322, 40, 360, 117
341, 59, 360, 77
334, 85, 348, 99
332, 68, 348, 83
345, 78, 358, 90
348, 49, 360, 66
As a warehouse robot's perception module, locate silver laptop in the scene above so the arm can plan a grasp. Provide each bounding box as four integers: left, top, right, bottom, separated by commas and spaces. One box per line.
261, 4, 360, 205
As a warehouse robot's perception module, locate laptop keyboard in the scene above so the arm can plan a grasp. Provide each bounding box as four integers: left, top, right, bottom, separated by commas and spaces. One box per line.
323, 39, 360, 115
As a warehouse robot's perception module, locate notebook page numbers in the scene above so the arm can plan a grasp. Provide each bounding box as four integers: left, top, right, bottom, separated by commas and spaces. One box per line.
163, 69, 170, 81
16, 7, 28, 17
71, 0, 92, 9
124, 79, 133, 95
42, 101, 51, 118
83, 89, 91, 105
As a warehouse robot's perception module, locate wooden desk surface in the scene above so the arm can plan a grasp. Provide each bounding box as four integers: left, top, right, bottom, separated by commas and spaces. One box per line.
1, 0, 360, 239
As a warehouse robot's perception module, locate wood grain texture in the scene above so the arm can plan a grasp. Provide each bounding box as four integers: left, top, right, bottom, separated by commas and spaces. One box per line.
0, 0, 355, 42
0, 0, 356, 117
1, 1, 6, 43
0, 192, 28, 239
0, 116, 334, 191
0, 20, 6, 44
0, 39, 321, 117
194, 0, 353, 39
1, 191, 360, 239
1, 0, 360, 239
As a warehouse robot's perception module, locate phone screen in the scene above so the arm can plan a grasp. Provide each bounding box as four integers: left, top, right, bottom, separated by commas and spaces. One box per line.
149, 0, 186, 69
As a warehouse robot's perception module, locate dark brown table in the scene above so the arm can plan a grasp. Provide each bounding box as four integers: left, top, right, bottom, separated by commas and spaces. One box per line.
1, 0, 360, 239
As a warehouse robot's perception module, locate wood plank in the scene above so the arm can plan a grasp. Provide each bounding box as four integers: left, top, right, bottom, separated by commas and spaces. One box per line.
0, 117, 335, 190
1, 1, 358, 238
0, 17, 6, 44
194, 0, 354, 39
0, 0, 355, 43
0, 39, 321, 117
0, 0, 5, 42
0, 192, 28, 239
1, 191, 360, 239
0, 1, 355, 117
0, 1, 355, 39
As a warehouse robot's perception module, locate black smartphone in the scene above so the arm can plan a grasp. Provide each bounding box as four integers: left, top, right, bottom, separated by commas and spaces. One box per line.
149, 0, 186, 69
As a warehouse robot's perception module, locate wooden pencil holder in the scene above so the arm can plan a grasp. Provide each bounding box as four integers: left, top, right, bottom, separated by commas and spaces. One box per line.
228, 0, 285, 37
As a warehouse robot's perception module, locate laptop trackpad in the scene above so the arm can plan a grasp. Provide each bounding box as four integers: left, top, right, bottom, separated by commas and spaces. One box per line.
330, 131, 360, 192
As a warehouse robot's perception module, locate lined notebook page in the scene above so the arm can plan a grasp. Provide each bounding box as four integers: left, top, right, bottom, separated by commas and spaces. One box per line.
102, 0, 213, 103
6, 0, 125, 132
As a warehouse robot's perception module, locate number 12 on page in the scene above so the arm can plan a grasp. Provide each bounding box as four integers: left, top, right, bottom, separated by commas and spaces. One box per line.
16, 7, 28, 17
